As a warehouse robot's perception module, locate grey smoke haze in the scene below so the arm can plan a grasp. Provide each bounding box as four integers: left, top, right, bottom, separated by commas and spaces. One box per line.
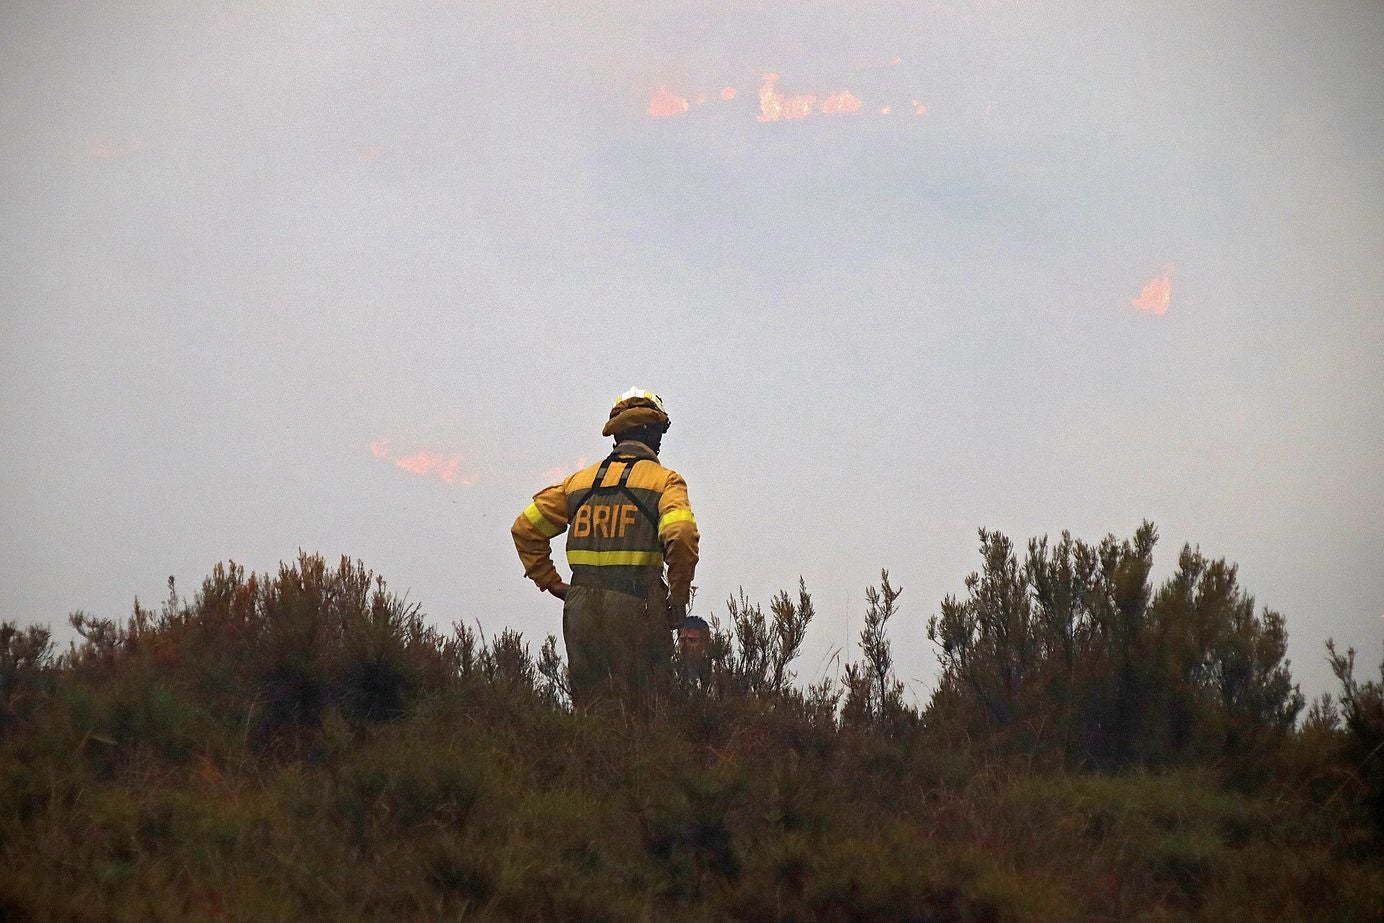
2, 0, 1381, 700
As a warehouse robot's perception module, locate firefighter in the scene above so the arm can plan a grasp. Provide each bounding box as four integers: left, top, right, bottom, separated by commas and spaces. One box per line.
511, 388, 700, 708
676, 615, 712, 687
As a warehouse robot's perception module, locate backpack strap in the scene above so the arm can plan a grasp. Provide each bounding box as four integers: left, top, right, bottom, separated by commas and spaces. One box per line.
613, 460, 660, 530
569, 454, 617, 516
570, 453, 660, 530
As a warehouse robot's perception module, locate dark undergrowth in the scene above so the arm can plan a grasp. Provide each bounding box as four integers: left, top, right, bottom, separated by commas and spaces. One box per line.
1, 530, 1381, 922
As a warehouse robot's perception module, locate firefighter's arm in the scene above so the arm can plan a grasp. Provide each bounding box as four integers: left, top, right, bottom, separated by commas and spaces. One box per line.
658, 471, 700, 608
511, 483, 570, 592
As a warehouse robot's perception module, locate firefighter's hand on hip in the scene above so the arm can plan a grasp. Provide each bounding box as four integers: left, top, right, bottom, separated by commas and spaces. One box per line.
547, 581, 570, 601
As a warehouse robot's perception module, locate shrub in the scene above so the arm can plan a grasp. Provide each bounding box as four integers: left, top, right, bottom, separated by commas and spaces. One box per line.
926, 522, 1304, 774
0, 621, 54, 737
1328, 640, 1384, 840
3, 547, 1382, 920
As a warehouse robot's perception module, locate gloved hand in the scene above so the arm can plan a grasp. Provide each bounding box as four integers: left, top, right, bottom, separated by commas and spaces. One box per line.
666, 601, 687, 630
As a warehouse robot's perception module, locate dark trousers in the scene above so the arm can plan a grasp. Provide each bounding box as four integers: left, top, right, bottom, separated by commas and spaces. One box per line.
562, 584, 672, 711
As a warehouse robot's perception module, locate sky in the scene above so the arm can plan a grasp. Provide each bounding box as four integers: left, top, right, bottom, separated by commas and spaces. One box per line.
2, 0, 1381, 701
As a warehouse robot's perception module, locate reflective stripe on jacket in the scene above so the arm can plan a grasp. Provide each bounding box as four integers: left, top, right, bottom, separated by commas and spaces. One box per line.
510, 440, 699, 606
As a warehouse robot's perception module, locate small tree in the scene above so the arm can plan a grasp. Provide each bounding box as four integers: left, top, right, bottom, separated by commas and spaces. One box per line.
925, 523, 1303, 771
537, 634, 570, 706
0, 622, 54, 737
715, 581, 815, 697
843, 571, 908, 728
928, 531, 1034, 732
1328, 640, 1384, 834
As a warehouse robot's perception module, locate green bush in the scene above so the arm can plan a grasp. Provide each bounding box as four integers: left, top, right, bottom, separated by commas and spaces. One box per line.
927, 523, 1304, 775
1327, 640, 1384, 841
1, 547, 1381, 920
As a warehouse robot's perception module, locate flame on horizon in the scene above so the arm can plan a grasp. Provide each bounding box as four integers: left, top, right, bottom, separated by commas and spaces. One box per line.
1132, 267, 1173, 315
649, 86, 690, 118
757, 73, 815, 121
758, 74, 872, 122
370, 440, 473, 486
821, 90, 864, 114
649, 71, 926, 122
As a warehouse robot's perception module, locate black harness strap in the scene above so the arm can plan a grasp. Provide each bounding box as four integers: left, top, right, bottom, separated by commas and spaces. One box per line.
570, 452, 661, 530
569, 455, 617, 516
614, 460, 661, 530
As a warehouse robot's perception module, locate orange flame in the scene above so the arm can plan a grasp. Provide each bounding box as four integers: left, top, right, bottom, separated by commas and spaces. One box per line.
821, 91, 864, 114
757, 73, 817, 122
1132, 267, 1173, 315
758, 74, 869, 121
649, 68, 932, 123
648, 86, 690, 118
400, 453, 436, 474
370, 440, 473, 486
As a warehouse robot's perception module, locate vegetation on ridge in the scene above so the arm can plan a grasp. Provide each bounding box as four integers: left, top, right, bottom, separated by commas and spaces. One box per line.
1, 522, 1382, 921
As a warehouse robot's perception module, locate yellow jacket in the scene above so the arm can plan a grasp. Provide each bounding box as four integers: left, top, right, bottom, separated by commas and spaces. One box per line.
512, 441, 699, 606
